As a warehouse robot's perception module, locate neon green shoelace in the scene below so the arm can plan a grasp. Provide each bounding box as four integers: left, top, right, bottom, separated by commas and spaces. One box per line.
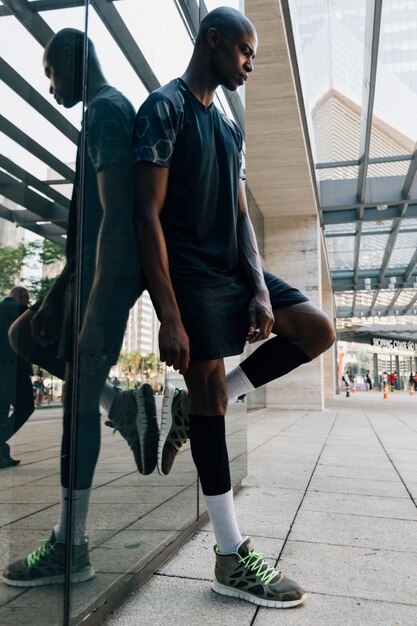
239, 550, 280, 585
26, 539, 55, 567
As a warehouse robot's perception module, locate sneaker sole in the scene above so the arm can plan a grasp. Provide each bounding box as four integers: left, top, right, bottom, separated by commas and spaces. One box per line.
212, 580, 307, 608
2, 566, 95, 588
135, 384, 158, 475
157, 383, 175, 476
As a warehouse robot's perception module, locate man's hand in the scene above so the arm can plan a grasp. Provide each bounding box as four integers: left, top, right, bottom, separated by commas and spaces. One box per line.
247, 290, 274, 344
31, 300, 59, 346
159, 317, 190, 374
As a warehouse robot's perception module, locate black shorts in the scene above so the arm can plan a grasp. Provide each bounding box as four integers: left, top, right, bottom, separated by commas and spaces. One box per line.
174, 270, 309, 362
30, 278, 142, 365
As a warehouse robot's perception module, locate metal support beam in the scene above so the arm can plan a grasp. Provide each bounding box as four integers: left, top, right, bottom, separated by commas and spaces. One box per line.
322, 204, 417, 225
0, 170, 68, 224
91, 0, 159, 93
0, 204, 66, 245
367, 208, 407, 315
0, 0, 86, 16
403, 292, 417, 315
402, 143, 417, 199
356, 0, 382, 203
403, 248, 417, 283
0, 116, 75, 183
0, 155, 70, 209
0, 59, 79, 144
384, 289, 401, 316
2, 0, 53, 47
316, 154, 412, 170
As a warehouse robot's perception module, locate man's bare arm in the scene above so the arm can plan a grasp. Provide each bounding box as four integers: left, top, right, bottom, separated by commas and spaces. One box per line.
134, 161, 189, 373
237, 179, 274, 342
85, 164, 135, 315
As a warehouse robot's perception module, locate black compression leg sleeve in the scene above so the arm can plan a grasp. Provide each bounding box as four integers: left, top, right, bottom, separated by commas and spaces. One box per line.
61, 412, 101, 490
240, 336, 311, 389
189, 415, 231, 496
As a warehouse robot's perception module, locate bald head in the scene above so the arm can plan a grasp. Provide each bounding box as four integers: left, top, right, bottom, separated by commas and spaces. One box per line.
189, 6, 257, 93
9, 286, 29, 305
196, 7, 256, 47
43, 28, 101, 107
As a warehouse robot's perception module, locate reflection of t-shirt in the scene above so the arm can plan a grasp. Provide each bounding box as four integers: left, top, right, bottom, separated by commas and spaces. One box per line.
67, 85, 136, 302
133, 78, 245, 288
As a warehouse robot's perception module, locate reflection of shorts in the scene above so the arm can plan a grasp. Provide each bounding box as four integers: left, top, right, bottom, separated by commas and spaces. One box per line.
31, 278, 142, 365
174, 270, 309, 362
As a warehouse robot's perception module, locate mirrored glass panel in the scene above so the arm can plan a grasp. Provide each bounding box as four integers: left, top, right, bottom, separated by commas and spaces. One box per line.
0, 2, 86, 624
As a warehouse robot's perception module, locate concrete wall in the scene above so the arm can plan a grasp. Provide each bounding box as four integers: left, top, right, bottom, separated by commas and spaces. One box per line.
321, 236, 337, 401
263, 214, 324, 410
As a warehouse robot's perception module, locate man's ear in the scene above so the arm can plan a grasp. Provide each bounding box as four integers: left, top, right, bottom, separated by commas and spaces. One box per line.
206, 27, 220, 51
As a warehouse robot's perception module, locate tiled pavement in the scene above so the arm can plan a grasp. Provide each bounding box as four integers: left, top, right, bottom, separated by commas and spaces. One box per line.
103, 392, 417, 626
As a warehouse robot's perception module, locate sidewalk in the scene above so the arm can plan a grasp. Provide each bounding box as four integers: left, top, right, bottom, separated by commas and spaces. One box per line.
103, 392, 417, 626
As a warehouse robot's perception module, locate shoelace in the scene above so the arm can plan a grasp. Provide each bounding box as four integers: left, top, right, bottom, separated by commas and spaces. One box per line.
239, 550, 280, 585
26, 539, 55, 567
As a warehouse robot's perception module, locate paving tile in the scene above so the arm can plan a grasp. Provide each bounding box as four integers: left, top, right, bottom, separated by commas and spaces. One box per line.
301, 490, 417, 520
279, 540, 417, 605
254, 592, 417, 625
102, 575, 256, 626
290, 509, 417, 552
308, 474, 409, 498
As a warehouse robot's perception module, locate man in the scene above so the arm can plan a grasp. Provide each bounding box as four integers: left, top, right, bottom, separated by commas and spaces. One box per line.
0, 286, 33, 468
131, 6, 335, 609
2, 28, 153, 587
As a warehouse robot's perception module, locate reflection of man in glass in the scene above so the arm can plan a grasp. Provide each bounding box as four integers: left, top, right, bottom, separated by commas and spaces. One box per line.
132, 7, 335, 608
0, 286, 33, 468
2, 28, 153, 587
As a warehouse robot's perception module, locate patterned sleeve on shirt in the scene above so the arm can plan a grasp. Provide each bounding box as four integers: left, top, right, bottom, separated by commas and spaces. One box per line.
133, 92, 182, 168
87, 96, 134, 173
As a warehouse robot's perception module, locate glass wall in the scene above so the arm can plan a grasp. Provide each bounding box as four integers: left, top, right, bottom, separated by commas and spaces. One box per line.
0, 2, 247, 624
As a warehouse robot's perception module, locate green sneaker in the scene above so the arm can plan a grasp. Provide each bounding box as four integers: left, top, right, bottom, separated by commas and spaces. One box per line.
2, 531, 94, 587
106, 383, 159, 475
157, 384, 189, 476
212, 537, 306, 608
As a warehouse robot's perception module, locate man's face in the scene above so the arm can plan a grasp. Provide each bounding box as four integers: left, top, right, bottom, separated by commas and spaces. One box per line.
211, 27, 257, 91
43, 50, 80, 108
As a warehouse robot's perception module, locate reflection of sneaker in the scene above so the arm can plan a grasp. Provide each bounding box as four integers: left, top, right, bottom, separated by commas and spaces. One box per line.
157, 384, 189, 476
106, 383, 159, 475
212, 537, 306, 608
2, 531, 94, 587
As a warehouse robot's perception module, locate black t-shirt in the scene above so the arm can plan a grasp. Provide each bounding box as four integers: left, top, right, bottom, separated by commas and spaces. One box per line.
133, 78, 245, 288
67, 85, 137, 301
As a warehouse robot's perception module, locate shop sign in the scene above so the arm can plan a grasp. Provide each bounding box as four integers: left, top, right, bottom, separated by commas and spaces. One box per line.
372, 337, 416, 352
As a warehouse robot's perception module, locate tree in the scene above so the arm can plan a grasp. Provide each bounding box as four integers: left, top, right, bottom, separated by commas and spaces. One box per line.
117, 352, 142, 379
0, 243, 26, 298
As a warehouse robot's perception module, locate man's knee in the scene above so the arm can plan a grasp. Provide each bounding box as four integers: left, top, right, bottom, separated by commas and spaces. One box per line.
311, 312, 336, 356
321, 314, 336, 351
188, 371, 228, 415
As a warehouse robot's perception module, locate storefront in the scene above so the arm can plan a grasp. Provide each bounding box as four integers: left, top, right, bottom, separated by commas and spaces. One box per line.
338, 327, 417, 390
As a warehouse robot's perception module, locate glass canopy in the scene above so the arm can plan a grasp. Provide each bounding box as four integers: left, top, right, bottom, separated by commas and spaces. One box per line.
287, 0, 417, 322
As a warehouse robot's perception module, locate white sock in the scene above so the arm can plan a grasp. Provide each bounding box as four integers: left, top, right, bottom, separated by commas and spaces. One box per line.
100, 382, 119, 414
226, 365, 255, 401
204, 488, 243, 554
54, 486, 91, 545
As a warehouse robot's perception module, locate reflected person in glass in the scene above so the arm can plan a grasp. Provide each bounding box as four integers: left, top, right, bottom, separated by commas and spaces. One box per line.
2, 28, 147, 587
